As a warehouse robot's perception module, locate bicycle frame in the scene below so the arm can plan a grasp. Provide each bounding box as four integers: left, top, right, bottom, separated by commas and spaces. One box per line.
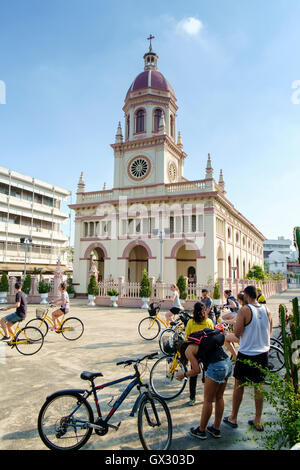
47, 372, 147, 432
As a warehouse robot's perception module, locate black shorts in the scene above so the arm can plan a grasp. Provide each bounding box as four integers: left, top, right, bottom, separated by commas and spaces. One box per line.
170, 307, 181, 316
233, 351, 268, 384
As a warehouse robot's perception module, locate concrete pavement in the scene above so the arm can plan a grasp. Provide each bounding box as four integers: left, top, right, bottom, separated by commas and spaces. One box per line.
0, 287, 298, 451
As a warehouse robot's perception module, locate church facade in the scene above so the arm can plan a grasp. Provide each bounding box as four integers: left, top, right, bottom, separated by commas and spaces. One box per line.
70, 43, 265, 294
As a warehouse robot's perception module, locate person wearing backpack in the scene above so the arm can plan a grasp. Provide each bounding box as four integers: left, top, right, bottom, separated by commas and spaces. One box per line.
185, 302, 214, 406
176, 327, 232, 440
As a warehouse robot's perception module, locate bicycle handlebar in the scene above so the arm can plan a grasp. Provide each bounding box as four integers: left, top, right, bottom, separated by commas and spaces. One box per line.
116, 352, 158, 367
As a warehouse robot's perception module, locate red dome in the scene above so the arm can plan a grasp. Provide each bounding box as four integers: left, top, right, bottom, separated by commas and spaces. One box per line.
125, 70, 175, 101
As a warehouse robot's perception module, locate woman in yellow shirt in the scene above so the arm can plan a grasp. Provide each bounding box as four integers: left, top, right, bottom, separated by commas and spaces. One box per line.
185, 302, 214, 406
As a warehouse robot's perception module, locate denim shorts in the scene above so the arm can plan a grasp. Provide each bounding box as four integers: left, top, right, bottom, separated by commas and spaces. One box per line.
5, 312, 23, 324
205, 358, 233, 384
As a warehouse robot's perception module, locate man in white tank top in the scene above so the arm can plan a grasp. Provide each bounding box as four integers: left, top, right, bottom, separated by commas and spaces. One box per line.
223, 285, 273, 432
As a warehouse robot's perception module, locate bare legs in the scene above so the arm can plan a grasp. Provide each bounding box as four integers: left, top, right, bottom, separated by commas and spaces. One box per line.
199, 377, 228, 431
227, 379, 264, 429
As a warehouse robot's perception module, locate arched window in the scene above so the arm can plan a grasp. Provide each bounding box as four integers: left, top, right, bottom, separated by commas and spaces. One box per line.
136, 109, 145, 133
153, 108, 163, 132
126, 115, 130, 140
228, 255, 232, 278
170, 114, 174, 138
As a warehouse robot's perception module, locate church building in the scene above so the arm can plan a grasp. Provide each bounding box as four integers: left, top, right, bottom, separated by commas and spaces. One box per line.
70, 39, 265, 294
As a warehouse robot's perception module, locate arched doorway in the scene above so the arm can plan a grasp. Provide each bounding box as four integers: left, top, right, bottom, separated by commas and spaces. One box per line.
228, 255, 232, 278
89, 247, 105, 281
128, 245, 149, 282
176, 244, 197, 281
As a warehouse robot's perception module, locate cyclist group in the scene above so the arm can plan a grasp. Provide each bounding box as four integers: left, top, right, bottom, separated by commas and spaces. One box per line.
164, 285, 272, 440
1, 281, 69, 342
1, 279, 272, 445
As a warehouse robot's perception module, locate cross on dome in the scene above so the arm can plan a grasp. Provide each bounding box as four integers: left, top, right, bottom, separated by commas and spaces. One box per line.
147, 34, 155, 51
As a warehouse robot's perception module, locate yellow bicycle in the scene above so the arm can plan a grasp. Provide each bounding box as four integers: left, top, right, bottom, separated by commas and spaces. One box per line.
25, 305, 84, 341
138, 302, 191, 341
0, 316, 44, 356
149, 350, 188, 400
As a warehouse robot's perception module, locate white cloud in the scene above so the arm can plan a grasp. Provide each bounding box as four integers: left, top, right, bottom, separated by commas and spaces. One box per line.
176, 17, 203, 37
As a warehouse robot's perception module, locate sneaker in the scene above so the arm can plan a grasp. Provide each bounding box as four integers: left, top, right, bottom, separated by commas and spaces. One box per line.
189, 427, 207, 440
188, 399, 196, 406
207, 425, 221, 438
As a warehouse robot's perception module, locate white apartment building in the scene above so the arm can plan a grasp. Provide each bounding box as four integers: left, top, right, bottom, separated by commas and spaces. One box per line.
0, 166, 71, 273
263, 236, 292, 258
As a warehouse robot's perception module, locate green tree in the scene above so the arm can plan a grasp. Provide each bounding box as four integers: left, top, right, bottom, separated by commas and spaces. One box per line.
246, 265, 266, 282
22, 274, 32, 295
177, 275, 187, 300
139, 269, 152, 298
87, 275, 98, 296
38, 278, 51, 294
213, 280, 221, 299
0, 273, 9, 292
66, 276, 75, 295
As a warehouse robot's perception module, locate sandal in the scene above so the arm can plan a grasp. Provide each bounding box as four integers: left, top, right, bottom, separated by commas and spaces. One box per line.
223, 416, 238, 428
248, 420, 264, 432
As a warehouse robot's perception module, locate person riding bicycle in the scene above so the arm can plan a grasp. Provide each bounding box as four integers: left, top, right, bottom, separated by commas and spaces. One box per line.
165, 284, 183, 327
0, 282, 27, 342
176, 326, 232, 440
184, 302, 214, 406
50, 282, 70, 332
221, 290, 240, 322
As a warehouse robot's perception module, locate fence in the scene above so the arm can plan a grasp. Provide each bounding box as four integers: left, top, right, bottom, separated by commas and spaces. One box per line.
95, 277, 287, 308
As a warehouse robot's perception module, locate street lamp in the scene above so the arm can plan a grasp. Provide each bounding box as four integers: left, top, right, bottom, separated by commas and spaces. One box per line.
20, 237, 32, 278
152, 228, 170, 282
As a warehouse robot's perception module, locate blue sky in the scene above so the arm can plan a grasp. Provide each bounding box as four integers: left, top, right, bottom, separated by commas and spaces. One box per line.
0, 0, 299, 245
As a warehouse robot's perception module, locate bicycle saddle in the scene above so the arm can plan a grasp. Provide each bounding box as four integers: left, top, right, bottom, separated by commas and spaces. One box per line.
80, 371, 103, 381
170, 321, 179, 326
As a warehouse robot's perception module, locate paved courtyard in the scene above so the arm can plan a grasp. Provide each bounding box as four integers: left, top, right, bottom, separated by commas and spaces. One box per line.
0, 287, 299, 451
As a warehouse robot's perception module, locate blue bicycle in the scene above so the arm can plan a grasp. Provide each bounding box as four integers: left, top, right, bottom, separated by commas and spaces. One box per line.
37, 352, 172, 450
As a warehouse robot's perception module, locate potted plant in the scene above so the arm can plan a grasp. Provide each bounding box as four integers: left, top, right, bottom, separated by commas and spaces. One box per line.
139, 269, 152, 309
87, 275, 98, 306
107, 289, 119, 307
177, 275, 187, 302
66, 276, 75, 298
38, 278, 51, 304
0, 273, 9, 303
213, 280, 221, 305
22, 274, 32, 298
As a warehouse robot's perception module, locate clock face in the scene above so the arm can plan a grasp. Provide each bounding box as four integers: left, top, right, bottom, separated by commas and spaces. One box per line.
128, 156, 151, 181
168, 162, 177, 182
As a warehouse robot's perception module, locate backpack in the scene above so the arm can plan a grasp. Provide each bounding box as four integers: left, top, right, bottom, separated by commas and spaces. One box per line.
187, 328, 225, 355
228, 296, 239, 313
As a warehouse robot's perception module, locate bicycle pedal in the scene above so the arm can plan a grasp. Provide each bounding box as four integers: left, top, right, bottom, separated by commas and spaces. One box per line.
108, 422, 121, 431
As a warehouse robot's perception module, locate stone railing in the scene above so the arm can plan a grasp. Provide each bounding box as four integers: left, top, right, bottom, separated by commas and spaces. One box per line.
95, 277, 287, 308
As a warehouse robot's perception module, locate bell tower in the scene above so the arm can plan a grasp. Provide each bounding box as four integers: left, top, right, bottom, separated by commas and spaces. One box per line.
111, 37, 187, 189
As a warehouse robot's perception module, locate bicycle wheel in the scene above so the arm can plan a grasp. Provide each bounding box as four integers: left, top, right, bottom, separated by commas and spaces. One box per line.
25, 318, 49, 337
60, 317, 84, 341
159, 329, 175, 355
138, 317, 161, 340
267, 345, 285, 374
150, 355, 187, 400
38, 392, 93, 451
138, 394, 172, 450
270, 337, 283, 350
15, 326, 44, 355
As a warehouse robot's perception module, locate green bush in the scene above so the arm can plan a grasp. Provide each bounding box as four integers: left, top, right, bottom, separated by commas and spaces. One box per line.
38, 279, 51, 294
177, 275, 187, 300
22, 274, 32, 295
66, 276, 75, 295
139, 269, 152, 298
213, 280, 221, 299
246, 265, 266, 282
87, 275, 98, 296
107, 289, 119, 297
0, 273, 9, 292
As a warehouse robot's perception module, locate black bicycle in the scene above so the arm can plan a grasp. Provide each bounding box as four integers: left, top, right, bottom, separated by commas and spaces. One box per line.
37, 352, 172, 451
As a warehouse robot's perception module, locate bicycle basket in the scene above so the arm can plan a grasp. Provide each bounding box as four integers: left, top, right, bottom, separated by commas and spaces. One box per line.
148, 303, 157, 317
36, 308, 46, 319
